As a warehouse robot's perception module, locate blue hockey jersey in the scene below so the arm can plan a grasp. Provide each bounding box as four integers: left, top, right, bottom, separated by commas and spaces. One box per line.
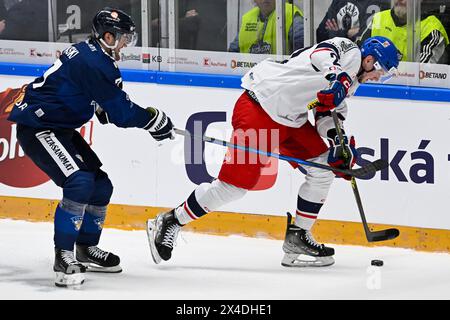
8, 39, 151, 129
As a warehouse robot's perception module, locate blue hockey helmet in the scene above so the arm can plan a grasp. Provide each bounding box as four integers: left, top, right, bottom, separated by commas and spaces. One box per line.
92, 7, 137, 48
361, 36, 402, 82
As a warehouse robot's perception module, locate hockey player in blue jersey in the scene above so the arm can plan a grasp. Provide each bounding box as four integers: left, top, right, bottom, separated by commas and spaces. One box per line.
7, 7, 175, 288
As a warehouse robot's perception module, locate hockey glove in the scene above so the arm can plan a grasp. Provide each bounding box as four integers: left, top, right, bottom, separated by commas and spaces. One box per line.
316, 72, 353, 112
146, 107, 175, 141
327, 129, 358, 180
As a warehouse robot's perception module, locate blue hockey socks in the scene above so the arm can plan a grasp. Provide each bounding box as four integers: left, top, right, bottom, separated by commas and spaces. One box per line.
54, 201, 85, 251
76, 205, 107, 247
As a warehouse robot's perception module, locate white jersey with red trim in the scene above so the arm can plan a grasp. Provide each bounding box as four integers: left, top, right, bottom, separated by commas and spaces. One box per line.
241, 37, 362, 129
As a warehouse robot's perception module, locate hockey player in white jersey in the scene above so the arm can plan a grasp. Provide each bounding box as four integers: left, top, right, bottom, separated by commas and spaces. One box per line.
147, 36, 400, 267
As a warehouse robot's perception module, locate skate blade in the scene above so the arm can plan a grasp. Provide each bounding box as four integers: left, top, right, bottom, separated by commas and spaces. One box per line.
146, 219, 162, 264
281, 253, 335, 268
55, 272, 85, 288
80, 263, 122, 273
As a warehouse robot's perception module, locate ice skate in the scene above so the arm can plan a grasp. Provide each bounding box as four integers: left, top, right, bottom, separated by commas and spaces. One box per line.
146, 209, 182, 264
54, 248, 86, 288
281, 213, 335, 267
76, 245, 122, 273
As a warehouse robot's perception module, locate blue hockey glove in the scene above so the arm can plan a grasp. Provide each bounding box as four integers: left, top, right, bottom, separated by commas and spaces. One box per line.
146, 108, 175, 141
327, 129, 358, 180
317, 72, 353, 111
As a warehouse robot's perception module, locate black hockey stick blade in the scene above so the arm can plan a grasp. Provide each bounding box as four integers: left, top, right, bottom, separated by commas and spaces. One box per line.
367, 228, 400, 242
351, 159, 389, 178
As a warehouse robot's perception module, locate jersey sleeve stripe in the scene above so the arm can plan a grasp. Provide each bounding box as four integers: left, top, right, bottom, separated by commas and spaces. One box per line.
311, 48, 333, 54
310, 42, 341, 60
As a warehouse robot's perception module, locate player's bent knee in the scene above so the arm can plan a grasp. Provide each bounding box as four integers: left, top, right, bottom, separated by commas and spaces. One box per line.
63, 171, 96, 204
196, 182, 213, 196
59, 197, 87, 215
192, 180, 247, 213
306, 168, 335, 186
85, 204, 107, 217
212, 179, 247, 203
90, 171, 114, 206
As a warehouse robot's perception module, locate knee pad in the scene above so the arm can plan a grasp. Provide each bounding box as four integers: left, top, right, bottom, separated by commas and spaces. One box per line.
195, 180, 247, 211
89, 170, 114, 206
300, 153, 334, 203
85, 204, 107, 217
305, 153, 335, 187
305, 167, 335, 186
63, 171, 96, 204
300, 167, 334, 204
176, 180, 248, 225
59, 197, 87, 215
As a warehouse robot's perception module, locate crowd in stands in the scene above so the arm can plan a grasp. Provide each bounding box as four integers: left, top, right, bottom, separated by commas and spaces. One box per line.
0, 0, 449, 64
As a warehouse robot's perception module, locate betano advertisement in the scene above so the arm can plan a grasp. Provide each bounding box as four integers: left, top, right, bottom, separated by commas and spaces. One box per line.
2, 40, 449, 89
0, 74, 449, 233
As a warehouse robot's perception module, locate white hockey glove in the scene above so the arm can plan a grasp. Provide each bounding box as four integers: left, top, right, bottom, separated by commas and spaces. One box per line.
145, 107, 175, 141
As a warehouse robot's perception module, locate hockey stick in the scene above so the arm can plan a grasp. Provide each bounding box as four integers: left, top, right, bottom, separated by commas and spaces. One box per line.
326, 103, 400, 242
174, 128, 387, 179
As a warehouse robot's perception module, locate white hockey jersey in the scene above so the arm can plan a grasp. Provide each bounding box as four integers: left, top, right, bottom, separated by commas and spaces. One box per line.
241, 37, 362, 130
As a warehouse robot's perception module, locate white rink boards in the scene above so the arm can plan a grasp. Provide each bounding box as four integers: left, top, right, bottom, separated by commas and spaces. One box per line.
0, 75, 449, 231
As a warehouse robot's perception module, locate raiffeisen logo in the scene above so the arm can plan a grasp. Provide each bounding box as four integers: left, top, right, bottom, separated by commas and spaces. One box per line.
0, 86, 93, 188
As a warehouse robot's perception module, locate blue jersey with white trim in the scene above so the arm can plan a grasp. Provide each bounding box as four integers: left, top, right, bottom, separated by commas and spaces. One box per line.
8, 38, 151, 129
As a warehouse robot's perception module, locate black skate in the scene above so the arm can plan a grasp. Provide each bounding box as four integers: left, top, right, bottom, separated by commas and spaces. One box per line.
54, 248, 86, 288
281, 212, 335, 267
146, 209, 182, 264
76, 245, 122, 273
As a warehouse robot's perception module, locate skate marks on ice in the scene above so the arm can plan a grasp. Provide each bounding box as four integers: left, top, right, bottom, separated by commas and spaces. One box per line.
146, 232, 450, 300
0, 262, 62, 293
0, 219, 449, 299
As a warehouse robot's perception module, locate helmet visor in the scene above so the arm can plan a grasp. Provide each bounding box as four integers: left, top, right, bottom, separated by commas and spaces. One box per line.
373, 61, 398, 83
118, 32, 138, 47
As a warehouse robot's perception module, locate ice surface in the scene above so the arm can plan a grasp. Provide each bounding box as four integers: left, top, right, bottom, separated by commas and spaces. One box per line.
0, 219, 449, 300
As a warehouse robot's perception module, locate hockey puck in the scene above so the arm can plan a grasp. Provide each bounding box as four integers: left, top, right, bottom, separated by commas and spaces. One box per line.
371, 259, 383, 266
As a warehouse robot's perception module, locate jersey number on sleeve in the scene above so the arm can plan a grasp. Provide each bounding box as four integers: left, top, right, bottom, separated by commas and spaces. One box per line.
330, 52, 341, 66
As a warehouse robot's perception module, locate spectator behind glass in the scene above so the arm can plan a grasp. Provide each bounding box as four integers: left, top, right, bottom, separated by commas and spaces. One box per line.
178, 0, 227, 51
229, 0, 304, 54
178, 8, 200, 49
422, 0, 450, 64
316, 0, 391, 43
56, 1, 142, 46
150, 0, 200, 49
361, 0, 449, 64
1, 0, 48, 41
0, 0, 7, 37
